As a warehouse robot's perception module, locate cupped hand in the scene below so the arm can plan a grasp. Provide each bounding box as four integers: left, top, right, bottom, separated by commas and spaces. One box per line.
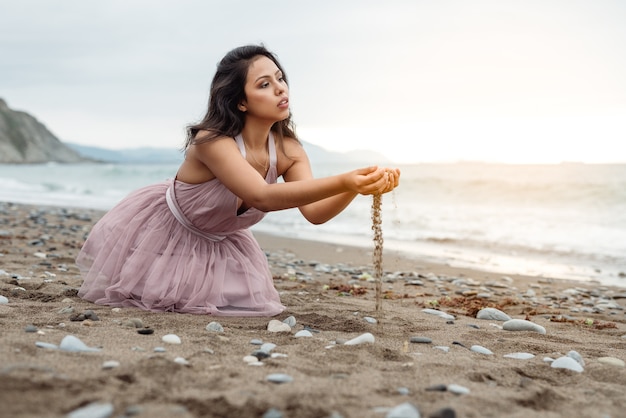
346, 166, 400, 195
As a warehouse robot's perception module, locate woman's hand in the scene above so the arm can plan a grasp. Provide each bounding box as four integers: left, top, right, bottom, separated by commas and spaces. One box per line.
343, 166, 401, 195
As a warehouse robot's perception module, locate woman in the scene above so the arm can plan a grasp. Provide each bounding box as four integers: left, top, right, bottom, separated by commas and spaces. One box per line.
76, 45, 400, 316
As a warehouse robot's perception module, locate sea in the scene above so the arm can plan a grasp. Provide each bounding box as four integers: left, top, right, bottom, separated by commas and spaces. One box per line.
1, 162, 625, 287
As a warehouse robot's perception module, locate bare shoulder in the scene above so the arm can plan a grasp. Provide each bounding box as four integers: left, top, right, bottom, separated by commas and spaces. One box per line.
280, 136, 308, 159
177, 134, 239, 183
277, 136, 313, 179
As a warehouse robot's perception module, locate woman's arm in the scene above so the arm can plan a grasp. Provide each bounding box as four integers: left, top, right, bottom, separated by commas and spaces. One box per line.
191, 136, 393, 213
281, 139, 400, 224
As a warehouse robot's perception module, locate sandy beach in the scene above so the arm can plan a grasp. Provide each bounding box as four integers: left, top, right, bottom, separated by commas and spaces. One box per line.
1, 201, 625, 418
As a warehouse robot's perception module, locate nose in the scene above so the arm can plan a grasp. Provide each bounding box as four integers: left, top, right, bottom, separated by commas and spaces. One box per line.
275, 82, 286, 95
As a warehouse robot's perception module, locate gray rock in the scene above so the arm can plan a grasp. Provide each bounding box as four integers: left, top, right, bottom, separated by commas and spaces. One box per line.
0, 295, 8, 304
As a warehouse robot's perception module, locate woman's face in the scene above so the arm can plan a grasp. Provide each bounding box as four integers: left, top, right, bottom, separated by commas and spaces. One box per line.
241, 56, 290, 122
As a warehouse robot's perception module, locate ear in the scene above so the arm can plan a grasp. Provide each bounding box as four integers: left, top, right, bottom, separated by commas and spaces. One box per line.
238, 101, 247, 112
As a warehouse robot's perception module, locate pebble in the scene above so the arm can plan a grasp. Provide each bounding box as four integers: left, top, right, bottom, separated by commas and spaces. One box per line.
447, 383, 471, 395
153, 347, 166, 353
0, 295, 8, 304
502, 319, 546, 334
137, 328, 154, 335
123, 318, 144, 328
551, 356, 584, 372
364, 316, 378, 324
433, 346, 450, 353
567, 350, 585, 367
282, 316, 297, 327
266, 373, 293, 384
344, 332, 375, 345
267, 319, 292, 333
250, 339, 264, 345
206, 321, 224, 333
476, 307, 511, 321
243, 355, 260, 363
294, 330, 313, 338
597, 357, 625, 367
24, 324, 38, 333
161, 334, 182, 344
102, 360, 120, 369
67, 402, 114, 418
470, 345, 493, 355
260, 342, 277, 353
35, 341, 59, 350
421, 308, 455, 320
385, 402, 420, 418
59, 335, 101, 352
262, 408, 284, 418
504, 352, 535, 360
429, 407, 457, 418
174, 357, 190, 366
409, 336, 432, 344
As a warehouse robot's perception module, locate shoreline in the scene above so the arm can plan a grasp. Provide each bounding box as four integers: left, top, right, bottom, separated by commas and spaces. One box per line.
2, 201, 626, 417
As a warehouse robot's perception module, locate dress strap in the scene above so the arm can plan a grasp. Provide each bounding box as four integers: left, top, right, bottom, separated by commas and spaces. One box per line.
166, 181, 226, 242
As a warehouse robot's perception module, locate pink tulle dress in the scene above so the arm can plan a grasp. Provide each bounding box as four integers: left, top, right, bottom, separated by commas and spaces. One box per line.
76, 133, 285, 316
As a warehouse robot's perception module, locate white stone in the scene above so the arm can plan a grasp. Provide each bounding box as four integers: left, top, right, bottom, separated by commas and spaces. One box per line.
0, 295, 8, 304
206, 321, 224, 333
260, 342, 277, 353
476, 308, 511, 321
597, 357, 625, 367
33, 252, 47, 259
294, 330, 313, 338
470, 345, 494, 355
344, 332, 375, 345
102, 360, 120, 369
502, 319, 546, 334
421, 308, 455, 320
174, 357, 190, 365
433, 346, 450, 353
551, 356, 584, 372
567, 350, 585, 367
267, 319, 292, 333
282, 316, 297, 327
67, 402, 114, 418
385, 402, 420, 418
59, 335, 101, 352
162, 334, 182, 344
447, 384, 470, 395
504, 352, 535, 360
243, 355, 259, 363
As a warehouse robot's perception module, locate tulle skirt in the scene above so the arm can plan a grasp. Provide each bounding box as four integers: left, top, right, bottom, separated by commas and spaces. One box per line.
76, 182, 285, 316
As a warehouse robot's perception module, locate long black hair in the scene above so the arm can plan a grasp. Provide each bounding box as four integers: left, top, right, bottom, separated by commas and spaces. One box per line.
184, 45, 298, 148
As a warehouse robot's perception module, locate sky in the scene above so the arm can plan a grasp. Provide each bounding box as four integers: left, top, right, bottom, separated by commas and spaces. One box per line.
1, 0, 625, 164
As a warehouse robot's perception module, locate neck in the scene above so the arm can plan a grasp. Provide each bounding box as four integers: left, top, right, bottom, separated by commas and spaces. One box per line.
240, 120, 273, 149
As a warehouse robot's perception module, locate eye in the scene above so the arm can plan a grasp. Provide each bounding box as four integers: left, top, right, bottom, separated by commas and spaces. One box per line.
260, 82, 270, 88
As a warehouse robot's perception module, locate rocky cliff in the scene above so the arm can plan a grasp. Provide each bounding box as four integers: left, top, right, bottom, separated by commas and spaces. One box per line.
0, 98, 88, 164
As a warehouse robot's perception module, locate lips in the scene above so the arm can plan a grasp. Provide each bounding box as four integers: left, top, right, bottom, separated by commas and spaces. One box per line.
278, 98, 289, 107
